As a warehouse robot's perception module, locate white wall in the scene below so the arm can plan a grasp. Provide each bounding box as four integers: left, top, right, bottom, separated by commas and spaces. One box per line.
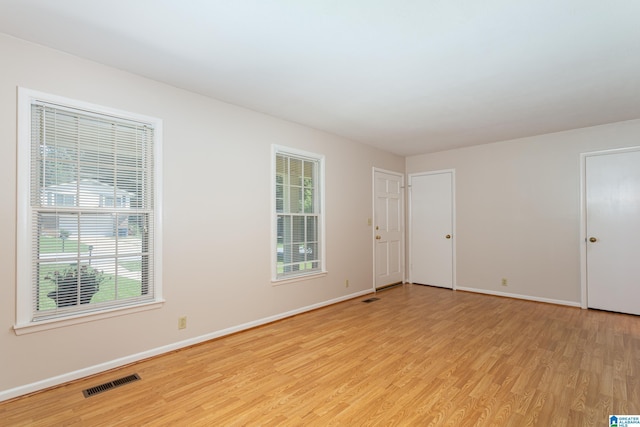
0, 34, 404, 400
407, 119, 640, 305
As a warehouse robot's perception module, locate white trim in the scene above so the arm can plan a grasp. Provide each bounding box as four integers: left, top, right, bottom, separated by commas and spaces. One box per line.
579, 146, 640, 310
18, 87, 161, 125
455, 286, 581, 308
0, 289, 371, 403
15, 87, 163, 328
16, 88, 32, 329
271, 145, 326, 282
407, 169, 456, 290
579, 152, 587, 309
13, 300, 165, 335
271, 271, 328, 286
154, 118, 164, 304
372, 167, 405, 292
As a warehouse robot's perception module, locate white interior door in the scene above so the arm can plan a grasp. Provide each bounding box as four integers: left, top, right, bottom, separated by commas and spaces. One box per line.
374, 170, 404, 289
586, 149, 640, 315
409, 171, 454, 289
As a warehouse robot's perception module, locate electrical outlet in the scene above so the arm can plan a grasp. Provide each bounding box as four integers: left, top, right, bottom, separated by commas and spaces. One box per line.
178, 316, 187, 329
345, 279, 349, 288
501, 278, 508, 286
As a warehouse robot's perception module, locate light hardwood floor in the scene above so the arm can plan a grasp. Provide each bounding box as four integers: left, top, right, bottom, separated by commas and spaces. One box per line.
2, 284, 640, 426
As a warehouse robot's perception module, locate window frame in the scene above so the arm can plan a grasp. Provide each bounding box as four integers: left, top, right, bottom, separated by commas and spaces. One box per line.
271, 145, 326, 283
15, 88, 164, 334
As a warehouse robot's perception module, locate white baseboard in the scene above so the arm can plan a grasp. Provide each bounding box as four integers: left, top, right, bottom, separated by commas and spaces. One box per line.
455, 286, 581, 308
0, 289, 372, 403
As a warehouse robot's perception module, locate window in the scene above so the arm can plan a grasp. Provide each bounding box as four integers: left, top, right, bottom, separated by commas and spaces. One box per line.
273, 146, 325, 281
16, 88, 163, 330
55, 194, 76, 206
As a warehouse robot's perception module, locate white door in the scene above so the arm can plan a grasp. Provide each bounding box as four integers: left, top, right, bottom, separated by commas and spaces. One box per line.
586, 149, 640, 315
409, 171, 454, 289
374, 170, 404, 289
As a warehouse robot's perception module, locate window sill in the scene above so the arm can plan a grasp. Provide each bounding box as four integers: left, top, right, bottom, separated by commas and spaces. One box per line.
13, 299, 165, 335
271, 271, 327, 286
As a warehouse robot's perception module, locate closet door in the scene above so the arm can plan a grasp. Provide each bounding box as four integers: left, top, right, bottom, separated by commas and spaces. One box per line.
586, 149, 640, 315
409, 171, 454, 289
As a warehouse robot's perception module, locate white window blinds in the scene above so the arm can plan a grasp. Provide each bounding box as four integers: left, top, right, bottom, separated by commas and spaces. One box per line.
274, 147, 324, 279
28, 100, 157, 321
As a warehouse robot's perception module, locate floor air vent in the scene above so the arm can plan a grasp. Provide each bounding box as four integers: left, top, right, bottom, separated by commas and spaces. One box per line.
83, 374, 141, 398
362, 297, 380, 303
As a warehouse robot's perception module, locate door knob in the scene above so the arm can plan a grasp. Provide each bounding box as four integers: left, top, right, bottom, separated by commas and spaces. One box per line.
445, 234, 451, 239
589, 237, 597, 243
375, 235, 381, 240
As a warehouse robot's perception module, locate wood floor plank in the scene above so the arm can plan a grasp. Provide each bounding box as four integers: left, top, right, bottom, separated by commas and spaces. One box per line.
2, 284, 640, 426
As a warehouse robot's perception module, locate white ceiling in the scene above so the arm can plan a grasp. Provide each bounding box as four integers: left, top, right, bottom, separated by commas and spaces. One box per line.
1, 0, 639, 156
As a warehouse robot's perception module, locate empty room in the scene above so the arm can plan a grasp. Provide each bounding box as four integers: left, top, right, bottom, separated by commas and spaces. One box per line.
1, 1, 639, 425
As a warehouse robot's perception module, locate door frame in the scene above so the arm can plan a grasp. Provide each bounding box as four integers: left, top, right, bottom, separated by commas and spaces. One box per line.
408, 169, 456, 289
372, 167, 405, 291
580, 146, 640, 309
